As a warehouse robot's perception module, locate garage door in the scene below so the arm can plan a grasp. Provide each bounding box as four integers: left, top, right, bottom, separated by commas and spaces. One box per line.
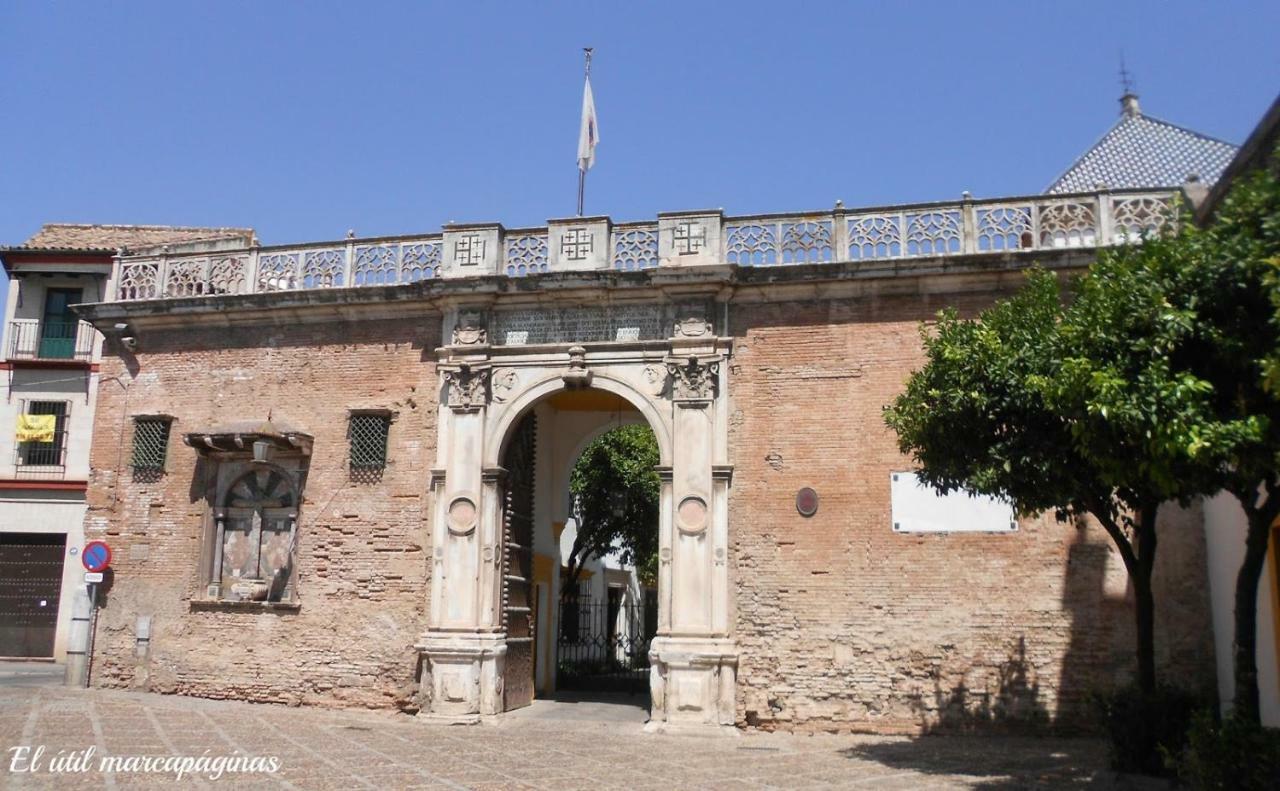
0, 533, 66, 658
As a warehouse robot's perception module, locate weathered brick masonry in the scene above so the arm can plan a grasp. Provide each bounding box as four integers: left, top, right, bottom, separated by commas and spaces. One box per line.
727, 291, 1213, 732
82, 284, 1213, 730
86, 318, 439, 709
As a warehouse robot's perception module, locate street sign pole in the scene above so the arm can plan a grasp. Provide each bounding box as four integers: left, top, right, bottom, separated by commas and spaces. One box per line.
78, 541, 110, 688
84, 582, 98, 688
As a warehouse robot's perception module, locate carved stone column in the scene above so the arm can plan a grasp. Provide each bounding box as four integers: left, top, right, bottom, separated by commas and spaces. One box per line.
417, 323, 506, 720
648, 301, 737, 731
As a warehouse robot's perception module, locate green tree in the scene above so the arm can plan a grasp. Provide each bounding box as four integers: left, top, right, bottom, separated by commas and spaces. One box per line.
1073, 160, 1280, 722
888, 155, 1280, 722
1159, 159, 1280, 724
565, 424, 660, 594
884, 266, 1216, 695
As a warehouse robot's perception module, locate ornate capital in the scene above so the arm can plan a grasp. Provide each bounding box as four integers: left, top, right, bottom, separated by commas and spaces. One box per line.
452, 309, 488, 346
443, 363, 490, 412
664, 355, 719, 405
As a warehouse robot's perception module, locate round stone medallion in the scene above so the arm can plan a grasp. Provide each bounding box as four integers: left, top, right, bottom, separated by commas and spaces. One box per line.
796, 487, 819, 518
447, 497, 478, 535
677, 496, 708, 534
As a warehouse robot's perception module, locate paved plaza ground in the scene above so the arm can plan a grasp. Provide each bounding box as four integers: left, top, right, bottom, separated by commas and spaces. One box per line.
0, 663, 1147, 790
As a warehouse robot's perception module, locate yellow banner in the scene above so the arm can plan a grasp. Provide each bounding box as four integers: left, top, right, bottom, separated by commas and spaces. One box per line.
16, 414, 55, 443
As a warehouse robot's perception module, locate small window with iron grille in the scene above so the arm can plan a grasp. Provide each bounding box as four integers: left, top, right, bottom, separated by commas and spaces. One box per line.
131, 416, 172, 482
348, 411, 391, 479
16, 400, 70, 480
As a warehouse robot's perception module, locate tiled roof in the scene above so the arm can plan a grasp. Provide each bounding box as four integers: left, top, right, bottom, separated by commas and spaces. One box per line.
1046, 98, 1238, 194
17, 223, 255, 252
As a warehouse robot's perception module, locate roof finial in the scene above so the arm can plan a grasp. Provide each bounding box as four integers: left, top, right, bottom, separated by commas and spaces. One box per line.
1118, 52, 1140, 118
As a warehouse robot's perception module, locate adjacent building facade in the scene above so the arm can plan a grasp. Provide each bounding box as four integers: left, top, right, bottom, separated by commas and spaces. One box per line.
0, 225, 253, 662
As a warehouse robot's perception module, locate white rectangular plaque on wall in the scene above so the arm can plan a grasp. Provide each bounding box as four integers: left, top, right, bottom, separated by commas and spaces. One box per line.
890, 471, 1017, 533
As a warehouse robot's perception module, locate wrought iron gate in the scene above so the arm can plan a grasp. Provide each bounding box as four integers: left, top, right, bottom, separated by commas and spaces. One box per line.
557, 592, 654, 694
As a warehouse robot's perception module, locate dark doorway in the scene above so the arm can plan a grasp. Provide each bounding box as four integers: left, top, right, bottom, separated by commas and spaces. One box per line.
39, 288, 82, 359
0, 533, 66, 658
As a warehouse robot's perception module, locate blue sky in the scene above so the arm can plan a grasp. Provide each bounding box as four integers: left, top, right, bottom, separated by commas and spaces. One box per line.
1, 1, 1276, 248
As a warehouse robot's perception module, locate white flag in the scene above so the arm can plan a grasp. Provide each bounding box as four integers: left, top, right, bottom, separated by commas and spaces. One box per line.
577, 75, 599, 172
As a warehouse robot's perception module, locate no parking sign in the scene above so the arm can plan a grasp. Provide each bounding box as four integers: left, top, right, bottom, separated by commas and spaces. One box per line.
81, 540, 112, 574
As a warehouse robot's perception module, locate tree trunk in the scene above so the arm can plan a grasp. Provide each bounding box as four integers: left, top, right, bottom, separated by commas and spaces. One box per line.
1133, 505, 1159, 696
1231, 480, 1280, 725
1090, 501, 1157, 695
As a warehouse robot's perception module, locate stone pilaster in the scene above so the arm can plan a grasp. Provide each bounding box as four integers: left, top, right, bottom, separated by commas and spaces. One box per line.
417, 350, 501, 720
647, 304, 737, 731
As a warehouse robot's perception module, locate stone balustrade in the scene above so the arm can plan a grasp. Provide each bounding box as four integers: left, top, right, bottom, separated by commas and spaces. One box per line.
112, 189, 1180, 302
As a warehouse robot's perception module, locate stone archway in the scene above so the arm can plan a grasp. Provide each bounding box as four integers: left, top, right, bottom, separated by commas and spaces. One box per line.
417, 307, 737, 730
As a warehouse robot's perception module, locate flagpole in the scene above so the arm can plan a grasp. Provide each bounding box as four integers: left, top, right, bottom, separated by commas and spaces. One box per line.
577, 47, 593, 217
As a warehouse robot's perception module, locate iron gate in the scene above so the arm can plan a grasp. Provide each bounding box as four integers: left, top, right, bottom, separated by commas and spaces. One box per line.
0, 533, 66, 658
557, 593, 654, 694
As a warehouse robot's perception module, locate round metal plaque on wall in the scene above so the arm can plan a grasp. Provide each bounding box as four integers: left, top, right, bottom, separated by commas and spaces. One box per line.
796, 487, 819, 518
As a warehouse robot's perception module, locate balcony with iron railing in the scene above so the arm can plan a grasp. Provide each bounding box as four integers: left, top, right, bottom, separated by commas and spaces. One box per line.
6, 319, 97, 362
111, 188, 1182, 303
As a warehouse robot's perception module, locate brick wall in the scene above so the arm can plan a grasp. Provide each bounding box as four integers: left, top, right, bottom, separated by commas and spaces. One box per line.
86, 318, 439, 709
82, 291, 1214, 729
726, 292, 1214, 733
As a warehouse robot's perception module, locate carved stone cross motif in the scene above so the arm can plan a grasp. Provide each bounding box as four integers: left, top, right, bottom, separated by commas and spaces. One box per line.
561, 229, 593, 261
673, 221, 706, 255
454, 233, 485, 266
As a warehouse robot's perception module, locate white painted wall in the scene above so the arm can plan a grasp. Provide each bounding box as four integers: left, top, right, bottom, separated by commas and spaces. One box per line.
1204, 492, 1280, 726
0, 264, 114, 664
0, 368, 100, 481
9, 274, 109, 322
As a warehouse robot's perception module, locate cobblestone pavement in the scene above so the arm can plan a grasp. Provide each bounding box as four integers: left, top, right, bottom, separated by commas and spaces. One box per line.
0, 682, 1135, 790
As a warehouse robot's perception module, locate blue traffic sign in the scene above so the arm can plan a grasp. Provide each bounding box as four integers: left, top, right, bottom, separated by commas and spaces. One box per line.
81, 541, 112, 573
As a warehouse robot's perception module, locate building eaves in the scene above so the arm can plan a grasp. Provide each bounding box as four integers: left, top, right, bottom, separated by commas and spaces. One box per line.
18, 223, 256, 253
1196, 93, 1280, 223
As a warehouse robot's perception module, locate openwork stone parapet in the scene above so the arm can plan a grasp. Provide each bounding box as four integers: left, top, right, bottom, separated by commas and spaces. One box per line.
109, 188, 1182, 303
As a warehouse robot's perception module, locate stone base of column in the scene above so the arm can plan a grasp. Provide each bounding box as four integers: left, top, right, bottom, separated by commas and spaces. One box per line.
415, 631, 507, 720
645, 636, 738, 733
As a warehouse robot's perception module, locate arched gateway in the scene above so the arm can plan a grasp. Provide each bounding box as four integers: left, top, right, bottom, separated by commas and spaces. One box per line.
417, 303, 736, 729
